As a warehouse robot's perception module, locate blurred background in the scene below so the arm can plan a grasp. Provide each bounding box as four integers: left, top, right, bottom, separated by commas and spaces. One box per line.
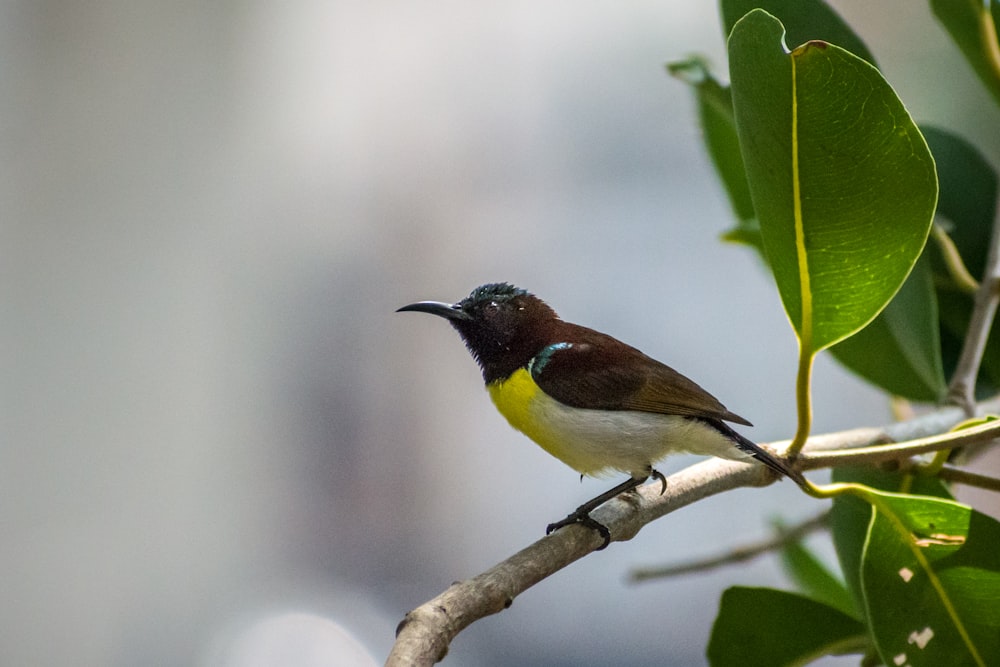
5, 2, 1000, 665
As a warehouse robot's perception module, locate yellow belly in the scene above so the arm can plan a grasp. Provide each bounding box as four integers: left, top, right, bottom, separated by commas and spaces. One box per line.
487, 368, 740, 478
487, 368, 580, 467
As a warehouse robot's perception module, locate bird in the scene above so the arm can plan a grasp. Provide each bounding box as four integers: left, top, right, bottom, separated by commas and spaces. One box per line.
397, 282, 800, 548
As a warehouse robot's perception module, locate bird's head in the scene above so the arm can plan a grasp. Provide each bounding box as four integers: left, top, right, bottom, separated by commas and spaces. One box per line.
398, 282, 559, 382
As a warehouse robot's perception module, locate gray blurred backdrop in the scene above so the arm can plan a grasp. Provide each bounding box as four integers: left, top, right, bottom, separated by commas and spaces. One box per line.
6, 2, 999, 665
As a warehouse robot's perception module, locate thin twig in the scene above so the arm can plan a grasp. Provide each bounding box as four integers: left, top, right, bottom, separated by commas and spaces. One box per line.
936, 464, 1000, 493
932, 224, 978, 293
978, 0, 1000, 90
628, 510, 829, 582
947, 205, 1000, 414
796, 419, 1000, 470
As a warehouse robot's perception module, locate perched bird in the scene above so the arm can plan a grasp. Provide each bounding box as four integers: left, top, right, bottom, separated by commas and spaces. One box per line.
398, 283, 798, 548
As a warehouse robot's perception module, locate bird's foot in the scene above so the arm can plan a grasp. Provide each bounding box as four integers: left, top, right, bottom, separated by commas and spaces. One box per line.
545, 473, 658, 550
650, 468, 667, 495
546, 511, 612, 550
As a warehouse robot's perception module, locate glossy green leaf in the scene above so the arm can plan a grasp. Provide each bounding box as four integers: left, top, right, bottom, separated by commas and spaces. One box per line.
930, 0, 1000, 108
728, 10, 938, 354
830, 468, 954, 620
708, 587, 866, 666
675, 11, 942, 400
703, 0, 877, 248
721, 0, 877, 66
668, 57, 757, 245
780, 535, 859, 618
862, 493, 1000, 666
830, 255, 946, 401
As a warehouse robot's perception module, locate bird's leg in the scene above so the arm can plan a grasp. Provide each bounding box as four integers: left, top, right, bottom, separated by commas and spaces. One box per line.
547, 470, 664, 550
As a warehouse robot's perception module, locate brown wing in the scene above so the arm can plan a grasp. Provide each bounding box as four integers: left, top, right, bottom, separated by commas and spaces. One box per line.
531, 324, 751, 426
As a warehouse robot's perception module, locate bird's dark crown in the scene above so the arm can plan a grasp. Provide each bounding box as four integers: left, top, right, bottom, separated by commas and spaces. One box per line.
450, 283, 560, 382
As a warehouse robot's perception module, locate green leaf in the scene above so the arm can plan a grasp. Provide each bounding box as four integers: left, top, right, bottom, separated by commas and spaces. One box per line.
780, 534, 859, 619
708, 587, 867, 666
668, 57, 757, 244
862, 492, 1000, 666
930, 0, 1000, 108
830, 468, 954, 620
676, 0, 878, 249
728, 10, 938, 354
830, 254, 946, 402
674, 13, 942, 401
721, 0, 877, 66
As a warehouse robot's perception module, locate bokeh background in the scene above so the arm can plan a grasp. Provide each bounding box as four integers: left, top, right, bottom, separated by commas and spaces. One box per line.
6, 2, 1000, 665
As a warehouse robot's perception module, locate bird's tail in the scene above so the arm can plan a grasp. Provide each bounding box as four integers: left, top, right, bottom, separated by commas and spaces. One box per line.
708, 419, 806, 486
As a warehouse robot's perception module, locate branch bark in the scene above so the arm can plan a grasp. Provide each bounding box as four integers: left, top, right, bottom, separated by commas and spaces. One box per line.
628, 510, 829, 582
385, 399, 1000, 667
947, 203, 1000, 413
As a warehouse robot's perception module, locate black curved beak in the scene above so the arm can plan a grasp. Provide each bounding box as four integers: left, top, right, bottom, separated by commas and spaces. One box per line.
396, 300, 471, 321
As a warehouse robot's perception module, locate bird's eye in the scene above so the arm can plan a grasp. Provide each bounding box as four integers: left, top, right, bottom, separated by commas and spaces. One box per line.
482, 301, 499, 318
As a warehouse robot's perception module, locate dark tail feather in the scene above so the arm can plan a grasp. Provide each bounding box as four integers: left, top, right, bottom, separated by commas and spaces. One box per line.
703, 418, 805, 485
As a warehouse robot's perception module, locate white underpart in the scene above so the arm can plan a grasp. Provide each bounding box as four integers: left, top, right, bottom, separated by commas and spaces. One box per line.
528, 387, 753, 479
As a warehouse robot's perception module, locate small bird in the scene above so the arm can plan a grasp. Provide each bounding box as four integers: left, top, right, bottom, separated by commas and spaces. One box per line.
398, 283, 799, 548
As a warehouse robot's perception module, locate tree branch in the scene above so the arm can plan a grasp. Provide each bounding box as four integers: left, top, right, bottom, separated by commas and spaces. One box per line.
935, 464, 1000, 493
627, 510, 829, 582
386, 398, 1000, 666
386, 460, 770, 666
796, 418, 1000, 470
947, 203, 1000, 413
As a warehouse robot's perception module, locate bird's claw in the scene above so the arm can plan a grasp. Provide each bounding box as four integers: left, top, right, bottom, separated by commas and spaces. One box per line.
546, 512, 612, 550
650, 468, 667, 495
